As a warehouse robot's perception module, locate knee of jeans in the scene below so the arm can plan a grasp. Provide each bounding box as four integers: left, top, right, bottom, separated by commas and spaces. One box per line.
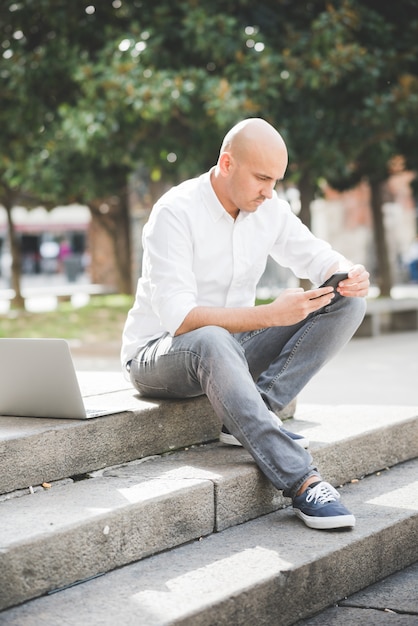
334, 296, 367, 332
192, 326, 245, 360
343, 295, 367, 321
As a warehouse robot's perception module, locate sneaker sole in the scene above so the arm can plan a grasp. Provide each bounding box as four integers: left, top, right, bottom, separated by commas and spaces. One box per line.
293, 508, 356, 530
219, 432, 309, 449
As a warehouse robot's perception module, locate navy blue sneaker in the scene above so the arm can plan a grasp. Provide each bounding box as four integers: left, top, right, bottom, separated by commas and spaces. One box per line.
280, 426, 310, 449
219, 424, 309, 449
293, 481, 355, 530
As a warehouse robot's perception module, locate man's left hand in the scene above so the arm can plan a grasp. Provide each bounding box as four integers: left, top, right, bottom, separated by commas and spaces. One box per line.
337, 264, 370, 298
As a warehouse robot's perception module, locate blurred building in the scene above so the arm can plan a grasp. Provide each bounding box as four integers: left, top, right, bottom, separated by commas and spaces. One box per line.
0, 204, 90, 282
312, 170, 417, 284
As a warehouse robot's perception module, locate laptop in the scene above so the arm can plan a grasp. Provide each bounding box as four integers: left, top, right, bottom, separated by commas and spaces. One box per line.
0, 338, 126, 419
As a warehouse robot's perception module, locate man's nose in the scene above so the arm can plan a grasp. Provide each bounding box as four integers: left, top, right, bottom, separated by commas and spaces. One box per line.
262, 181, 275, 199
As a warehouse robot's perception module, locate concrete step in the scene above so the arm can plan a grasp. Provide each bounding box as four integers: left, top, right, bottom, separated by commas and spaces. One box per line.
0, 371, 220, 496
297, 561, 418, 625
1, 367, 417, 496
1, 457, 417, 625
0, 404, 417, 611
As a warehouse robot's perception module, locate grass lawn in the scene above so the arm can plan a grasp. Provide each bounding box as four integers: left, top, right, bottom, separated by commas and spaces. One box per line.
0, 295, 274, 344
0, 294, 133, 344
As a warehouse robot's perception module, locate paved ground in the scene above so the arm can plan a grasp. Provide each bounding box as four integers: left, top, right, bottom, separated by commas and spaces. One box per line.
299, 329, 418, 406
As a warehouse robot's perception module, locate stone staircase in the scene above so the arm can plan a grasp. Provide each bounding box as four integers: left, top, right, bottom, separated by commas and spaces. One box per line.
0, 371, 417, 625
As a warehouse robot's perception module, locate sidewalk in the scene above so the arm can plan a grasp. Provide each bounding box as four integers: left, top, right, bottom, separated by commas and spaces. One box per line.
299, 329, 418, 406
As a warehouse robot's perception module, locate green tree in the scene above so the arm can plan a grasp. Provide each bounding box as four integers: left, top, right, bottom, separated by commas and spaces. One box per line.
224, 0, 418, 293
1, 1, 265, 297
1, 0, 418, 301
0, 0, 137, 300
319, 1, 418, 295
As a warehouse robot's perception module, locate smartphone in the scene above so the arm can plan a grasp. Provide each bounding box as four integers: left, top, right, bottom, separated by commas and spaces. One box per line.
311, 271, 349, 299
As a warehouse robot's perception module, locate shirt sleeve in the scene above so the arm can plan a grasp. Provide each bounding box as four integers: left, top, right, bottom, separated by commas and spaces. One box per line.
143, 203, 198, 335
269, 204, 346, 284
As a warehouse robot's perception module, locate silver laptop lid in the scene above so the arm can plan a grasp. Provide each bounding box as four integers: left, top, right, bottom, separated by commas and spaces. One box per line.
0, 338, 88, 419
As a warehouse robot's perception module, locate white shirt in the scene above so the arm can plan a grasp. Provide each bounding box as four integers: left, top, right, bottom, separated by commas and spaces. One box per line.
121, 170, 345, 365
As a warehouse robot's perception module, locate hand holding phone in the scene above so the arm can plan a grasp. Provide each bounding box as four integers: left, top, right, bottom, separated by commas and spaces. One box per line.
310, 271, 349, 299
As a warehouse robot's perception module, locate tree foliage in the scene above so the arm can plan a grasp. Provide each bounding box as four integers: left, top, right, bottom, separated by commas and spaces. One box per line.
1, 0, 418, 299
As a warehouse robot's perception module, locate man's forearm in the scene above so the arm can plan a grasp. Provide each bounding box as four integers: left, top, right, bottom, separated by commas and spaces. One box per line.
174, 305, 271, 336
174, 281, 342, 337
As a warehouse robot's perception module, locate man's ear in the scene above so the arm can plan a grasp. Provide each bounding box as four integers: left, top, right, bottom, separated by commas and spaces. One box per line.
218, 151, 233, 177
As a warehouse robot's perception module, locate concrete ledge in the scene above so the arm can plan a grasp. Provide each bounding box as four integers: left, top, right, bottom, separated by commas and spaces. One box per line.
1, 458, 417, 625
0, 391, 220, 496
356, 297, 418, 337
1, 362, 417, 496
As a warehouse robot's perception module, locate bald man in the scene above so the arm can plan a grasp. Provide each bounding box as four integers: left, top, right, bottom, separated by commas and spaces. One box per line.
122, 118, 370, 530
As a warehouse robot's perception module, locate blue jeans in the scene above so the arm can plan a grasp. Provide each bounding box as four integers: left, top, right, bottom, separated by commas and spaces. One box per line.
129, 296, 366, 498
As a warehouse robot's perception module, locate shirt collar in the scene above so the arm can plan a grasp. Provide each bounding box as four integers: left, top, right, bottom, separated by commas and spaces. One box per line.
200, 168, 251, 223
200, 169, 228, 222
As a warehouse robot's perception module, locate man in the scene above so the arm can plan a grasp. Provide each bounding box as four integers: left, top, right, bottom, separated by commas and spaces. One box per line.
122, 118, 370, 530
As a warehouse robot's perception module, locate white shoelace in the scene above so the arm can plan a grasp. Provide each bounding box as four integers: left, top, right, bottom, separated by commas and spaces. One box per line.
306, 482, 340, 504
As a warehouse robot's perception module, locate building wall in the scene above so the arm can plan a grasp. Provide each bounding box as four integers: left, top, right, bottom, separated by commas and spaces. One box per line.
311, 172, 417, 283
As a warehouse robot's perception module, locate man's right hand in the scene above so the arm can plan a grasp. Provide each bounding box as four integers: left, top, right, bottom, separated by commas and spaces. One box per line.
267, 287, 335, 326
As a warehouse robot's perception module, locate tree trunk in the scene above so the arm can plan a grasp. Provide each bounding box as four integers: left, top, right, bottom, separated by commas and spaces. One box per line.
298, 170, 315, 289
114, 190, 132, 294
89, 189, 132, 294
298, 170, 314, 231
4, 194, 25, 309
369, 179, 392, 297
